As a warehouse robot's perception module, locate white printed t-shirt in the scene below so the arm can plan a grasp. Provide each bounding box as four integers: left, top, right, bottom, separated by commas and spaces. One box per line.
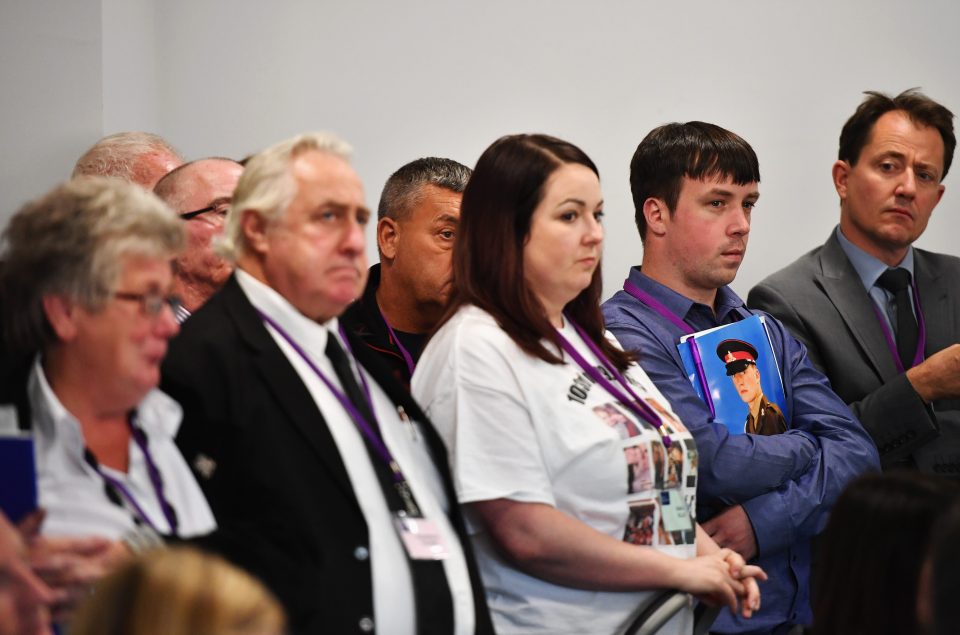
412, 305, 700, 635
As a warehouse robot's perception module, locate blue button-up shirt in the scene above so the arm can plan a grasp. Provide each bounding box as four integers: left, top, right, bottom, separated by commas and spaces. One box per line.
603, 267, 879, 633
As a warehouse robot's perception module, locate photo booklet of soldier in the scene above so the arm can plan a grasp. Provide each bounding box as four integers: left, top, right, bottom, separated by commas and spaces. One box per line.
0, 431, 37, 523
677, 315, 789, 436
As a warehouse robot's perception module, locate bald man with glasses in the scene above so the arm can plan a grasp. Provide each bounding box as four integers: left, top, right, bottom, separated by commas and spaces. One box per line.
155, 158, 243, 322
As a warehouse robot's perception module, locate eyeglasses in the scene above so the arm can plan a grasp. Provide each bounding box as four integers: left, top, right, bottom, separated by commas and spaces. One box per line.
114, 291, 183, 317
179, 200, 230, 225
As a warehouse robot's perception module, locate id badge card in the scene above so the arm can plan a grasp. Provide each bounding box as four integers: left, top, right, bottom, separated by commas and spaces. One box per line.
394, 514, 450, 561
660, 489, 694, 533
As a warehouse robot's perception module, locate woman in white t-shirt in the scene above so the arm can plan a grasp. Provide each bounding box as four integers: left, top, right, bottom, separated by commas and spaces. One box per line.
412, 134, 765, 634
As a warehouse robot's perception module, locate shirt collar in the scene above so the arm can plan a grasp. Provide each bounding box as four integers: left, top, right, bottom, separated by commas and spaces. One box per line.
627, 266, 745, 323
835, 225, 915, 290
26, 356, 181, 456
235, 268, 337, 360
28, 355, 80, 453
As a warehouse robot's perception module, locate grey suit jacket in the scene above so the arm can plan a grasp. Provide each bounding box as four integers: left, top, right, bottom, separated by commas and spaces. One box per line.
749, 231, 960, 474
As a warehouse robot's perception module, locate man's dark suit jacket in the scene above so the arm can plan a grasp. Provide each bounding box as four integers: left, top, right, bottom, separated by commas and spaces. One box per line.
749, 231, 960, 474
160, 274, 493, 635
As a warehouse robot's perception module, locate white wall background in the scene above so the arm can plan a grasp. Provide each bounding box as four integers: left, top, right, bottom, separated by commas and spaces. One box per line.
3, 0, 959, 299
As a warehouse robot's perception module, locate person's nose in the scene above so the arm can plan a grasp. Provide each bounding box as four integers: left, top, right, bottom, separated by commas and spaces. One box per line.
729, 206, 751, 237
583, 213, 604, 246
340, 214, 367, 255
895, 169, 918, 200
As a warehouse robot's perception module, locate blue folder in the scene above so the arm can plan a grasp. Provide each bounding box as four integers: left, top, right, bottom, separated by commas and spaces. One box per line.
0, 435, 38, 522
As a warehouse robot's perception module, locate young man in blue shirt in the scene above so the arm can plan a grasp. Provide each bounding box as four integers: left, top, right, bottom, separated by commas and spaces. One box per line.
602, 121, 879, 634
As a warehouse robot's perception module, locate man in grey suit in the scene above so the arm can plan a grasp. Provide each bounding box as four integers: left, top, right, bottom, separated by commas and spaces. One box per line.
749, 89, 960, 475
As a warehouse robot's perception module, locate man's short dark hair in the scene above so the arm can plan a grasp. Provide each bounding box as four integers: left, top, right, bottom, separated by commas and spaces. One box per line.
838, 89, 956, 180
630, 122, 760, 244
377, 157, 472, 221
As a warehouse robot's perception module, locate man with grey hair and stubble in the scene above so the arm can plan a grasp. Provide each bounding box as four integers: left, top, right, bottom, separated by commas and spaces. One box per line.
154, 158, 243, 321
72, 132, 184, 189
342, 157, 471, 388
160, 134, 493, 635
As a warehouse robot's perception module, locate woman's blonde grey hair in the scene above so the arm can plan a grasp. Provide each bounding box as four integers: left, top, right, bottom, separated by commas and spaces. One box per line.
0, 177, 184, 354
218, 131, 352, 261
71, 547, 286, 635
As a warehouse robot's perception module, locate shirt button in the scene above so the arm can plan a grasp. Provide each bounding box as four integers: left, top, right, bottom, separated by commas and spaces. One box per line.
359, 616, 375, 632
354, 546, 369, 561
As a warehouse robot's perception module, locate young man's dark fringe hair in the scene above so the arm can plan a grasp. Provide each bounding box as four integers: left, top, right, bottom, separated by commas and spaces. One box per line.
439, 133, 633, 372
630, 122, 760, 244
838, 88, 956, 180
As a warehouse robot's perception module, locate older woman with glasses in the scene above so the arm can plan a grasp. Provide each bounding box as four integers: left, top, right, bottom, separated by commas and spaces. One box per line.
412, 135, 765, 634
0, 177, 216, 617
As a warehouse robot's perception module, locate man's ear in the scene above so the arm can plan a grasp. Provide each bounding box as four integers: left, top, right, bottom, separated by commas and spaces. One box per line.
643, 198, 669, 238
378, 217, 399, 261
42, 294, 79, 342
832, 160, 851, 201
240, 210, 269, 256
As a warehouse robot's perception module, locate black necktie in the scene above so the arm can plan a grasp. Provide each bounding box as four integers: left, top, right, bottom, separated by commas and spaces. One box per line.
324, 333, 454, 635
876, 268, 919, 370
325, 334, 377, 426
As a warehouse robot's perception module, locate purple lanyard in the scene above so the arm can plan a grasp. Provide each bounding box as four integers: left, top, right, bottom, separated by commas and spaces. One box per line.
623, 280, 695, 335
84, 415, 179, 535
555, 316, 672, 447
623, 280, 716, 417
378, 306, 417, 378
872, 278, 927, 373
256, 310, 411, 489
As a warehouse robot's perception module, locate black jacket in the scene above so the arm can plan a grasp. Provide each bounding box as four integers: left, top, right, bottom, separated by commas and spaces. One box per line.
160, 274, 494, 635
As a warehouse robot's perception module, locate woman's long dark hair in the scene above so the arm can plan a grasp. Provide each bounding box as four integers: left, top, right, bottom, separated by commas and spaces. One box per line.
440, 133, 632, 372
812, 472, 960, 635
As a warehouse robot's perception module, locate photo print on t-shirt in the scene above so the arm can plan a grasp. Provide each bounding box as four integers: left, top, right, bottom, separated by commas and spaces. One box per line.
665, 442, 684, 489
659, 490, 696, 546
650, 441, 666, 490
623, 500, 656, 546
670, 525, 696, 546
643, 397, 688, 435
592, 402, 642, 440
683, 438, 698, 489
623, 440, 653, 494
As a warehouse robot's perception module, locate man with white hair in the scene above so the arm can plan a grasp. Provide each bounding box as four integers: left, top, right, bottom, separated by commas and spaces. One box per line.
160, 133, 493, 635
72, 132, 183, 189
154, 158, 243, 321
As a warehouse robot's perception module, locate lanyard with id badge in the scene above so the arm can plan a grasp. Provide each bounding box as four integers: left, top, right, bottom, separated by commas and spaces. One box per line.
256, 311, 450, 562
555, 316, 695, 535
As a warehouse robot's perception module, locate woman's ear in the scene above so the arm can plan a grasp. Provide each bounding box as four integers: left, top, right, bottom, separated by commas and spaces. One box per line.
42, 294, 79, 342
